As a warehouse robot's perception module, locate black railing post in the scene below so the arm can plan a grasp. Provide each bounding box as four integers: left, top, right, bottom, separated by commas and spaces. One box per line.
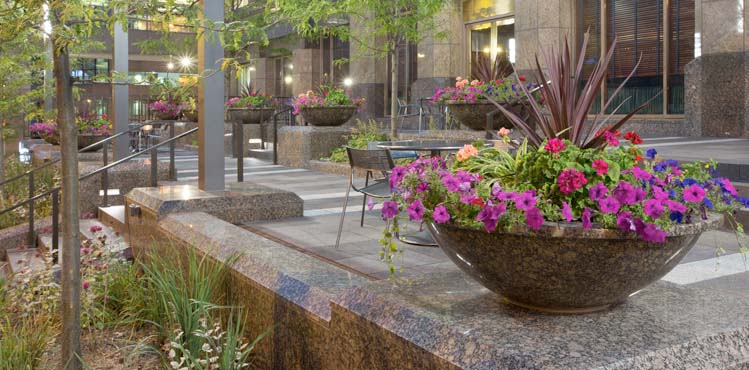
150, 147, 158, 187
273, 112, 279, 165
52, 190, 59, 264
27, 174, 34, 247
169, 122, 176, 180
102, 141, 109, 207
234, 122, 244, 182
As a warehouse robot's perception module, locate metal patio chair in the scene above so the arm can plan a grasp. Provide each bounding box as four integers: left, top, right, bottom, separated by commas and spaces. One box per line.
397, 98, 420, 131
335, 147, 395, 249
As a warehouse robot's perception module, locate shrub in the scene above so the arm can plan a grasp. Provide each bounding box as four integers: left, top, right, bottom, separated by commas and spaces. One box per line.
325, 120, 389, 163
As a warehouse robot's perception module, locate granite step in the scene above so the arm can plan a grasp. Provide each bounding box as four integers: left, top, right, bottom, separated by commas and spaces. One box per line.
79, 219, 130, 258
6, 247, 46, 274
98, 205, 126, 235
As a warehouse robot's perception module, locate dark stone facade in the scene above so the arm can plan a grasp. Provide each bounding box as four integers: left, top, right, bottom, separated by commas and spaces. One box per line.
352, 83, 385, 120
686, 52, 749, 138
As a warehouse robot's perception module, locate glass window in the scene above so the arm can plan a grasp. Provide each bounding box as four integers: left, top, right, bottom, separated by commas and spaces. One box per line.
468, 18, 514, 80
463, 0, 514, 22
578, 0, 695, 115
71, 58, 110, 82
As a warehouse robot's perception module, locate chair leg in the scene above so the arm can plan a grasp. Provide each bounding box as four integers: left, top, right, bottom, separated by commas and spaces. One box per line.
335, 177, 353, 249
360, 171, 370, 227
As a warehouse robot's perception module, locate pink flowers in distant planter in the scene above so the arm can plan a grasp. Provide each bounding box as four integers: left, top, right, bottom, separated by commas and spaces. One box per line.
291, 86, 364, 115
30, 121, 58, 140
149, 100, 183, 119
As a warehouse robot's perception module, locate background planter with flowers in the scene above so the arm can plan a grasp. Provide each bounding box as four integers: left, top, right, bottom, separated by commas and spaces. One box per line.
149, 100, 183, 120
226, 90, 277, 124
292, 85, 364, 127
433, 77, 541, 131
30, 115, 112, 151
379, 35, 749, 313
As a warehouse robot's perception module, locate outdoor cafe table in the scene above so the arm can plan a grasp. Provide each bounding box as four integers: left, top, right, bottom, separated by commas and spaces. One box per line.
376, 139, 482, 157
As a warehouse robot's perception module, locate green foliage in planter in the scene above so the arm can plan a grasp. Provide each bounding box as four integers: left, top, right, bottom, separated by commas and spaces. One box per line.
0, 156, 59, 230
325, 120, 389, 163
0, 316, 54, 370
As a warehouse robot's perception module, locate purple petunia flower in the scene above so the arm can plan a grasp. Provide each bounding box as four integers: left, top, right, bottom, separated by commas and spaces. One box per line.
381, 201, 399, 219
442, 175, 459, 192
582, 208, 592, 229
598, 196, 621, 214
514, 191, 537, 211
639, 222, 667, 243
644, 199, 664, 219
683, 184, 706, 203
589, 182, 609, 201
433, 205, 451, 224
652, 185, 669, 201
665, 200, 687, 213
389, 166, 407, 189
497, 191, 518, 201
613, 181, 637, 205
367, 198, 375, 210
416, 182, 429, 193
646, 148, 657, 159
616, 211, 633, 231
525, 208, 544, 230
561, 202, 574, 222
406, 200, 425, 221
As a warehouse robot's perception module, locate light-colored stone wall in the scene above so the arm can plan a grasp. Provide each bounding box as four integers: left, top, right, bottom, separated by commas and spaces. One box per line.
291, 48, 322, 96
514, 0, 575, 72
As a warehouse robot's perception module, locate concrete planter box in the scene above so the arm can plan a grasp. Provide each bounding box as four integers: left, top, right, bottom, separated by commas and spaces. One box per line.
299, 106, 357, 127
277, 126, 350, 168
429, 214, 723, 313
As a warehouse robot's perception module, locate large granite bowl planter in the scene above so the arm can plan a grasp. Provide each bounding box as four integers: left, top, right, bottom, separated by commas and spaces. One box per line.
78, 134, 109, 152
228, 107, 274, 124
154, 112, 179, 121
41, 134, 60, 146
428, 214, 722, 313
182, 110, 198, 122
299, 106, 357, 127
446, 100, 530, 131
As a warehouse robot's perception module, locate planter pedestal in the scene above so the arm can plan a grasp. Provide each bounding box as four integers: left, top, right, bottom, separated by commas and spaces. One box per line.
277, 126, 350, 168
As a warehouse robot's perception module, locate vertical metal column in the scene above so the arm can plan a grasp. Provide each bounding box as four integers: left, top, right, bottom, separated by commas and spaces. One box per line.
52, 190, 59, 264
198, 0, 226, 191
102, 142, 109, 206
169, 123, 176, 180
234, 122, 244, 182
112, 15, 130, 160
150, 148, 158, 187
27, 174, 34, 247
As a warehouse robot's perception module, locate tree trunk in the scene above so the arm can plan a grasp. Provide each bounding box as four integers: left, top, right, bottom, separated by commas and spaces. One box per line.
0, 130, 5, 183
390, 48, 399, 139
54, 42, 82, 370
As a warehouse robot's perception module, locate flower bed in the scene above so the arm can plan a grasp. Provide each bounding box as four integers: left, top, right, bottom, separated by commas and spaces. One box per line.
292, 84, 364, 126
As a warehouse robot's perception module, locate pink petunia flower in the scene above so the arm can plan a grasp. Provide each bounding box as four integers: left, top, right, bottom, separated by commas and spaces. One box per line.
561, 202, 574, 222
592, 160, 609, 176
683, 184, 706, 203
433, 205, 451, 224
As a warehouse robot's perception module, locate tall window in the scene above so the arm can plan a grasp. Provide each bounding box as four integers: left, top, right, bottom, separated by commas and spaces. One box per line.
71, 58, 110, 82
578, 0, 694, 115
385, 42, 418, 114
468, 18, 515, 80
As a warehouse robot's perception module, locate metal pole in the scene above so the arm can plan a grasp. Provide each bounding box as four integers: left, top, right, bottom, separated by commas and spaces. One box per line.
27, 174, 34, 247
273, 112, 278, 165
52, 190, 59, 264
150, 147, 158, 187
169, 122, 176, 180
235, 122, 244, 182
102, 141, 109, 207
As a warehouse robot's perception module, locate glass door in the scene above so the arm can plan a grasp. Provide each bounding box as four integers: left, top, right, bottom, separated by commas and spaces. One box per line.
468, 17, 515, 80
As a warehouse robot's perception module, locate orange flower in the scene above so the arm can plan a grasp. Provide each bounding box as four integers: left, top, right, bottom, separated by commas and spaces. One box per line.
456, 144, 478, 161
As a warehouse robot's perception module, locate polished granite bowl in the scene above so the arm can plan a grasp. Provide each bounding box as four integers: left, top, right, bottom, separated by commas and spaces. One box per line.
445, 100, 528, 131
428, 214, 722, 313
299, 106, 357, 127
227, 107, 275, 124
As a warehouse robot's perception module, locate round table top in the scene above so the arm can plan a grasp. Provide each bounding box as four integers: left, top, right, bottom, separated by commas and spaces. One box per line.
376, 139, 480, 151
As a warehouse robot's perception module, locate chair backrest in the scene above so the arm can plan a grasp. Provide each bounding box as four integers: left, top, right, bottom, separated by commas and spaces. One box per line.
346, 147, 394, 173
397, 98, 407, 108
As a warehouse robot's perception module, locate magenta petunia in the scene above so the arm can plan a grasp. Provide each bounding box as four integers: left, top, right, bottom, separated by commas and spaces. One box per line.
433, 205, 451, 224
588, 182, 609, 201
441, 175, 459, 192
665, 200, 687, 213
406, 200, 426, 221
652, 185, 669, 201
389, 166, 407, 188
603, 131, 619, 147
612, 181, 637, 205
381, 201, 399, 219
561, 202, 574, 222
616, 211, 633, 231
598, 196, 621, 214
544, 138, 566, 153
644, 199, 664, 218
514, 191, 537, 211
721, 178, 738, 196
592, 159, 609, 176
683, 184, 706, 203
525, 208, 544, 230
497, 191, 518, 201
639, 222, 667, 243
582, 207, 592, 229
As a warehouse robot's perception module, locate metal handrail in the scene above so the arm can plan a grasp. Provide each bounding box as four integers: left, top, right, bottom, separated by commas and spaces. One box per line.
0, 125, 143, 189
0, 125, 198, 255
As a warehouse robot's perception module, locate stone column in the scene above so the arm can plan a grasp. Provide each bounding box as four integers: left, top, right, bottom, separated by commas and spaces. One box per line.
514, 0, 575, 75
252, 58, 275, 95
685, 0, 747, 137
198, 0, 225, 191
111, 17, 129, 160
349, 16, 387, 119
291, 48, 322, 96
413, 0, 464, 101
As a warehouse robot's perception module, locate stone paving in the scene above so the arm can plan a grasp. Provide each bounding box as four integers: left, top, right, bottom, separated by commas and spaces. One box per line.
158, 145, 749, 287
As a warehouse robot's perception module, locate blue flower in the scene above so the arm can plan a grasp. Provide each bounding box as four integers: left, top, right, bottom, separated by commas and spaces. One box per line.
668, 189, 677, 199
737, 196, 749, 208
646, 148, 657, 159
704, 198, 714, 210
683, 178, 698, 186
669, 211, 684, 223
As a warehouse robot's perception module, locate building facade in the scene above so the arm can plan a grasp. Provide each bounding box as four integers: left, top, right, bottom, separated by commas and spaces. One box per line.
69, 0, 749, 137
